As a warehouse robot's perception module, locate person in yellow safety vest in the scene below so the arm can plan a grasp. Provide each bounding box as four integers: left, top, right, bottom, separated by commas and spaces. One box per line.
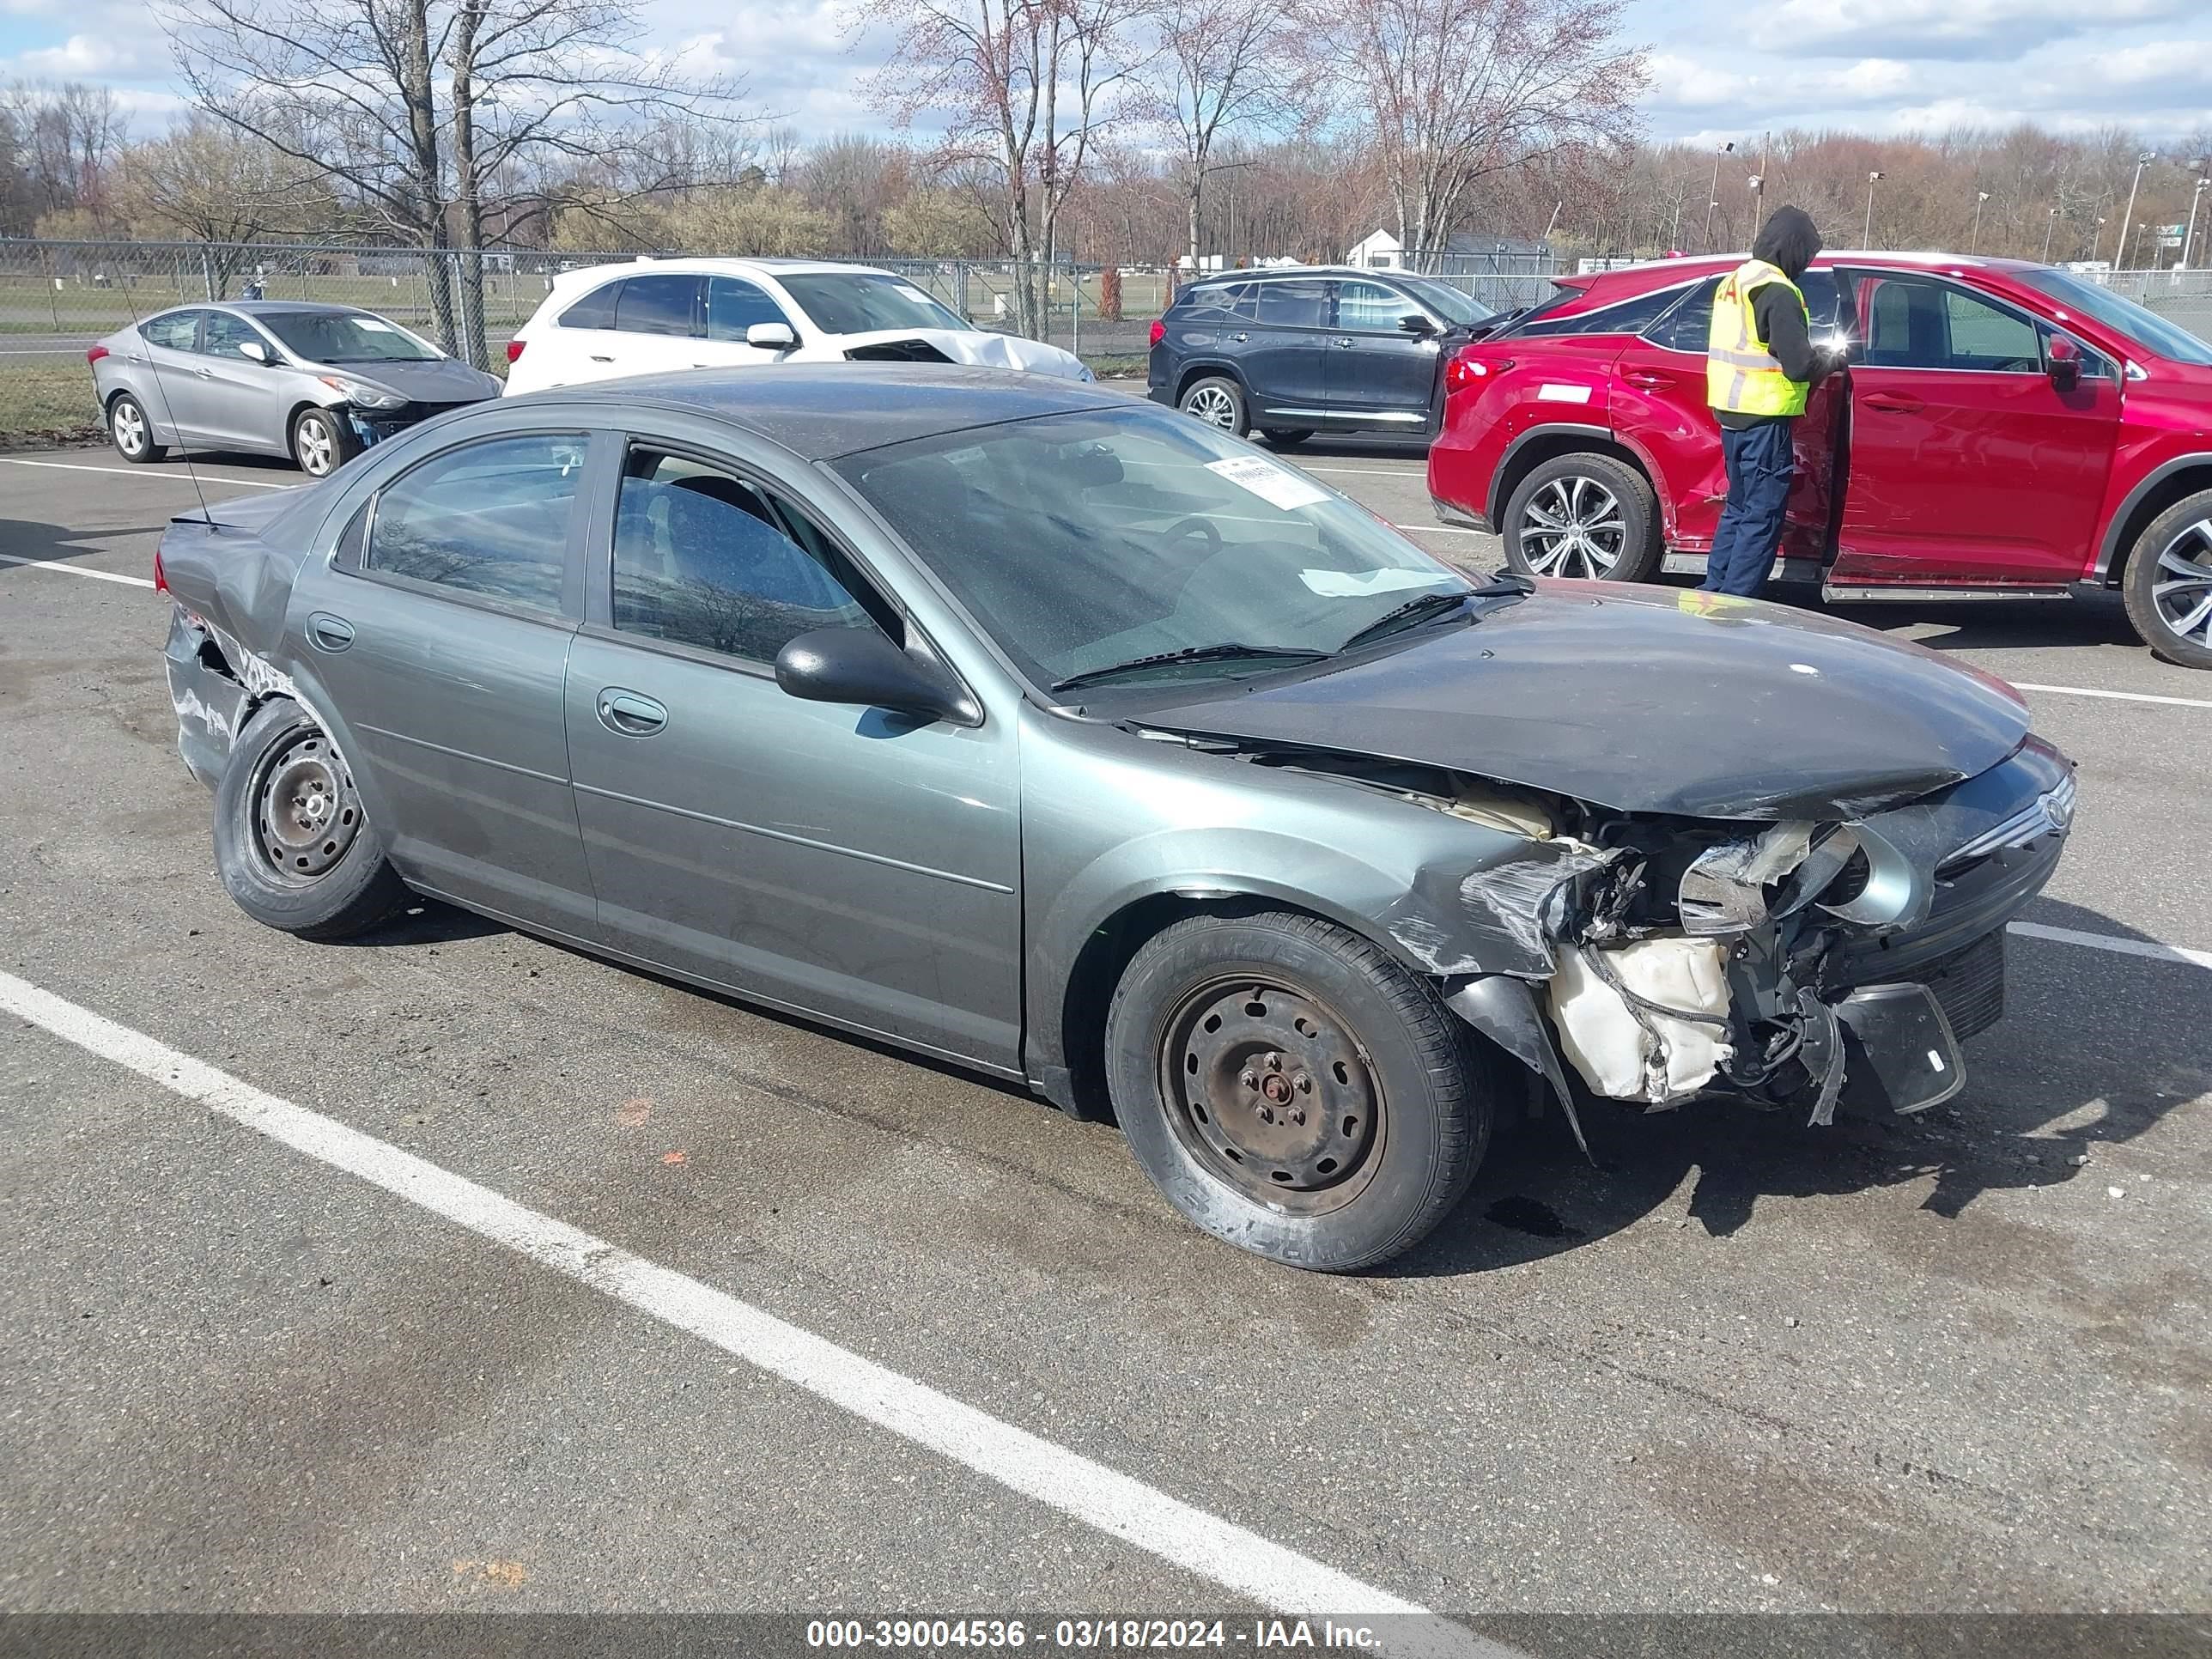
1703, 205, 1841, 597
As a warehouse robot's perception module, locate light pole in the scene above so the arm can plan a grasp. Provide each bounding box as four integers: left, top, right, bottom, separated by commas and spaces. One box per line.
2116, 149, 2155, 273
1704, 141, 1735, 251
1863, 171, 1884, 246
2089, 215, 2109, 264
2042, 205, 2060, 263
2184, 173, 2209, 270
1972, 190, 1990, 252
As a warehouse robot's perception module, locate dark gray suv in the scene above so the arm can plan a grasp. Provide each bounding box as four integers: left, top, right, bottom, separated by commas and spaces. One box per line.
1146, 267, 1497, 447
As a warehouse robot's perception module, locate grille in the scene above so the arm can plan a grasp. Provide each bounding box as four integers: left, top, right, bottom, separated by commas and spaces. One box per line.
1916, 928, 2006, 1041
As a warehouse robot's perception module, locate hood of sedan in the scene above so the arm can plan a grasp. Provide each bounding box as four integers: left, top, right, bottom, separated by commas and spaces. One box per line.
1137, 582, 2031, 820
314, 356, 501, 404
838, 327, 1091, 380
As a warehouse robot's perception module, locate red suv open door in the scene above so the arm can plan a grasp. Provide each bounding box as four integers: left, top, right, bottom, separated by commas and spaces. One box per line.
1827, 268, 2124, 592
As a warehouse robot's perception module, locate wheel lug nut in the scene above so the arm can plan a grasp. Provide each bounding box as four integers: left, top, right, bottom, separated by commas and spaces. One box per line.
1294, 1072, 1313, 1093
1239, 1071, 1257, 1090
1257, 1105, 1274, 1124
1266, 1053, 1283, 1072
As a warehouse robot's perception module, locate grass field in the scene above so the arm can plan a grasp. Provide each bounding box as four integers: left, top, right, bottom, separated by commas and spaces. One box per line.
0, 362, 101, 446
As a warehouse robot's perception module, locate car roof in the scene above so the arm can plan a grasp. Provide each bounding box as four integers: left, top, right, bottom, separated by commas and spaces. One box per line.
548, 256, 894, 290
1575, 249, 2044, 289
500, 362, 1128, 461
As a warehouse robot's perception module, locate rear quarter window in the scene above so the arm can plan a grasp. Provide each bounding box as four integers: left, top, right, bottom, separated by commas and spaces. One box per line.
557, 283, 619, 330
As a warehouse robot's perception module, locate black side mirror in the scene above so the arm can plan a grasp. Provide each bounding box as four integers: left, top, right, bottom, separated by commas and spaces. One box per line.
775, 627, 973, 724
2047, 334, 2081, 392
1398, 313, 1437, 336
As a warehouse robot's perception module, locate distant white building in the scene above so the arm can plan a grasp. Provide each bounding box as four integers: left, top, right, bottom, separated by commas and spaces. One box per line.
1347, 228, 1406, 270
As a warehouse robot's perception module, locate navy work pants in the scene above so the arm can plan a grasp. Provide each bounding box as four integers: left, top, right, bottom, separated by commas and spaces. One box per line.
1702, 416, 1796, 597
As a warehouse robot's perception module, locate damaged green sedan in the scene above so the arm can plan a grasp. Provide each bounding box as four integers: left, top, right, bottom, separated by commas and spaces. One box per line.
157, 367, 2074, 1271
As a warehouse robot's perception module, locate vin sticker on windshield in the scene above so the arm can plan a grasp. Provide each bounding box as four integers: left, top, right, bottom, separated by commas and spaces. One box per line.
1206, 455, 1331, 511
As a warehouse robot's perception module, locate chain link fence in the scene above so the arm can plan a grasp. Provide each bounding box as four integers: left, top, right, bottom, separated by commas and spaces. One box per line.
2090, 267, 2212, 347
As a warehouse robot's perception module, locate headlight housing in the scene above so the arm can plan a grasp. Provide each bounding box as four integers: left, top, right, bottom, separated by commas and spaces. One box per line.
319, 375, 406, 410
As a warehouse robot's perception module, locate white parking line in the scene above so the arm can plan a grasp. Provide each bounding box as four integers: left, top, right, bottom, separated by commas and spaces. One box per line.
2014, 682, 2212, 712
0, 966, 1504, 1657
2010, 920, 2212, 971
0, 550, 154, 588
0, 456, 291, 488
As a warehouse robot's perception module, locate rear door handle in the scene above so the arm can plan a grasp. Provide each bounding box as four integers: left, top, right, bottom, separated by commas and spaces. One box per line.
1231, 331, 1249, 343
306, 613, 355, 653
1863, 392, 1923, 413
588, 354, 616, 363
1624, 368, 1674, 389
1334, 337, 1355, 348
596, 689, 667, 737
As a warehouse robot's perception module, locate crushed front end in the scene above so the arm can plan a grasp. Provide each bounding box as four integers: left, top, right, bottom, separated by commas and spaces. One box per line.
1246, 736, 2074, 1146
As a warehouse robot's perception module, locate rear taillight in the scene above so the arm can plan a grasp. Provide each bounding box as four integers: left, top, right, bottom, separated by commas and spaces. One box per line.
1148, 319, 1166, 349
1444, 350, 1510, 396
505, 338, 526, 363
86, 343, 108, 366
152, 548, 167, 593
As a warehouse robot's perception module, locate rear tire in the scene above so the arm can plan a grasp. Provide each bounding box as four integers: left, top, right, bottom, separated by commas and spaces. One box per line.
107, 392, 167, 463
1105, 910, 1494, 1273
1502, 452, 1661, 583
1261, 428, 1314, 448
1178, 375, 1249, 438
290, 407, 360, 478
213, 700, 410, 941
2122, 488, 2212, 671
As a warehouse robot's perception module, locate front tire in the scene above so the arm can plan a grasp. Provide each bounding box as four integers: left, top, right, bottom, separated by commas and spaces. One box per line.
2122, 489, 2212, 670
1502, 452, 1661, 583
213, 700, 410, 940
107, 392, 167, 463
1105, 911, 1494, 1273
290, 407, 360, 478
1178, 375, 1249, 437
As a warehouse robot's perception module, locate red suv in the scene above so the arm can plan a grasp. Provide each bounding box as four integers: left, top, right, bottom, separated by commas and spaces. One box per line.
1427, 252, 2212, 667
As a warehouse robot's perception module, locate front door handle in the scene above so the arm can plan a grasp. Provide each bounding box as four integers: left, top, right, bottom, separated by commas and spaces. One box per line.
1231, 331, 1249, 343
306, 612, 355, 653
1863, 392, 1924, 413
597, 688, 667, 737
1334, 337, 1355, 348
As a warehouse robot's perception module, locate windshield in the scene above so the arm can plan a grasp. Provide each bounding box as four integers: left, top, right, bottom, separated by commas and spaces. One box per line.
258, 310, 442, 364
835, 406, 1479, 692
2019, 269, 2212, 366
778, 272, 969, 336
1396, 275, 1493, 326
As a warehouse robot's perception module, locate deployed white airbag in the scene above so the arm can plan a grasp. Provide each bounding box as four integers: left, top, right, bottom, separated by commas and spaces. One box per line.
1547, 937, 1733, 1103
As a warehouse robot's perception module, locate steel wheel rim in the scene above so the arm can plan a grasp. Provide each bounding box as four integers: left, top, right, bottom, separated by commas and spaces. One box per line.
1157, 975, 1384, 1217
296, 416, 335, 475
1182, 385, 1237, 428
252, 728, 362, 884
113, 401, 145, 454
1518, 474, 1626, 579
2151, 517, 2212, 647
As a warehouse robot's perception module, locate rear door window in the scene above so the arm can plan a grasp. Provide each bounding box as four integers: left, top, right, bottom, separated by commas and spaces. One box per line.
1253, 280, 1328, 329
613, 275, 702, 337
1645, 271, 1844, 354
365, 433, 588, 614
141, 311, 203, 351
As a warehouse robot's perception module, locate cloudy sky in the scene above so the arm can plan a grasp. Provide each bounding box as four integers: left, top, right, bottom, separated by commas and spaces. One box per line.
1, 0, 2208, 149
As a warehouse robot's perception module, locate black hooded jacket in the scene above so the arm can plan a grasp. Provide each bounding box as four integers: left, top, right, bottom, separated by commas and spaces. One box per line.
1718, 204, 1832, 430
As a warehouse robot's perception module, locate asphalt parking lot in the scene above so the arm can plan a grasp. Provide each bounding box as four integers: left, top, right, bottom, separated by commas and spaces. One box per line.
2, 437, 2208, 1651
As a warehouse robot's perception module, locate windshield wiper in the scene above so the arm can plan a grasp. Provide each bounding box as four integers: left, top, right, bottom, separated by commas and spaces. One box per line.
1337, 574, 1533, 653
1051, 642, 1331, 693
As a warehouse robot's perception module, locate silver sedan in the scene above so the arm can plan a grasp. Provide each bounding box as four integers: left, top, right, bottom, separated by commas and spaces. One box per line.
89, 301, 502, 477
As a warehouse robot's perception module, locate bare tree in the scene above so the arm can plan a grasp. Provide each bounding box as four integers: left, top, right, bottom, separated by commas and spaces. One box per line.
1301, 0, 1645, 255
1133, 0, 1308, 269
1, 80, 127, 226
853, 0, 1138, 335
112, 115, 338, 293
160, 0, 751, 365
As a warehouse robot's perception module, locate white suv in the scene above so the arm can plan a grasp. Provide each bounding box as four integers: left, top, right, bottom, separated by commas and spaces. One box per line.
502, 257, 1094, 393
